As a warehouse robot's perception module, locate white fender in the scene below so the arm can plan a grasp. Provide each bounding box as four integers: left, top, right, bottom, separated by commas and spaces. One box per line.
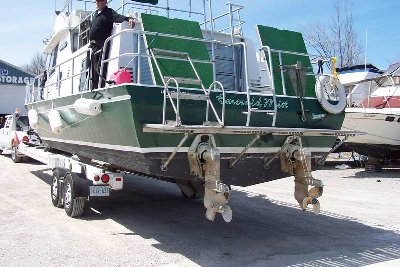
315, 75, 346, 114
74, 98, 102, 116
48, 110, 63, 134
28, 109, 39, 129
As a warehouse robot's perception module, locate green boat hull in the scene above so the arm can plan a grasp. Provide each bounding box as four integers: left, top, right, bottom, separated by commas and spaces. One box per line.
27, 84, 343, 186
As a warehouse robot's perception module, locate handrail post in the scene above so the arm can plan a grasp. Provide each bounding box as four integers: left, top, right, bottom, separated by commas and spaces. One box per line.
208, 81, 225, 126
137, 32, 142, 84
164, 78, 181, 126
71, 57, 75, 95
278, 51, 287, 95
57, 65, 61, 97
235, 42, 251, 126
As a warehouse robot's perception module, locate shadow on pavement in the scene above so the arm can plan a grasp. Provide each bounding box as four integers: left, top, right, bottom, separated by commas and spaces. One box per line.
30, 168, 400, 267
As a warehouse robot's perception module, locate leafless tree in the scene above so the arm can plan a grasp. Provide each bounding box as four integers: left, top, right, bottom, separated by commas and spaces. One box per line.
22, 52, 47, 75
303, 0, 363, 68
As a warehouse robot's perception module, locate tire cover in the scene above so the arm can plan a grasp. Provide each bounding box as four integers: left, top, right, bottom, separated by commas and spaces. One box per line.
315, 75, 346, 114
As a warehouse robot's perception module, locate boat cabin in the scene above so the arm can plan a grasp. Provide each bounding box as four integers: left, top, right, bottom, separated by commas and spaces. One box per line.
27, 0, 333, 106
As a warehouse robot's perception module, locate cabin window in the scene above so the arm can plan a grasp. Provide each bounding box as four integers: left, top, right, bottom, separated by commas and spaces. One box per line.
49, 43, 59, 76
4, 118, 12, 128
72, 30, 79, 52
385, 116, 395, 122
79, 19, 90, 47
16, 116, 29, 131
59, 41, 68, 52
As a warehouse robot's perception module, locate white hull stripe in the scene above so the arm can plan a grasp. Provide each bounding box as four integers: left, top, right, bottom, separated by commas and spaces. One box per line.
36, 95, 131, 114
42, 137, 332, 153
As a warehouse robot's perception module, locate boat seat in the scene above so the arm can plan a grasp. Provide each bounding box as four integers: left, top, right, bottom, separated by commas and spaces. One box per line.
256, 25, 316, 97
141, 13, 213, 89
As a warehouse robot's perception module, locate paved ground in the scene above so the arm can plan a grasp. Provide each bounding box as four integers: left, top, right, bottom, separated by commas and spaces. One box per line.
0, 154, 399, 267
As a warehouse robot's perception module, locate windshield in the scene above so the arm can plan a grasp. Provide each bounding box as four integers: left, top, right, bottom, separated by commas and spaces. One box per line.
16, 116, 29, 131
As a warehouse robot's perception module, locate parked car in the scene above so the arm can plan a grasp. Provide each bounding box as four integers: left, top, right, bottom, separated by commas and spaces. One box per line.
0, 112, 30, 162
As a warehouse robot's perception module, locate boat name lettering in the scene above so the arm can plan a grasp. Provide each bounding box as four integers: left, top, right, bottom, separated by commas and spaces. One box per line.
364, 114, 375, 118
312, 113, 326, 120
215, 94, 288, 109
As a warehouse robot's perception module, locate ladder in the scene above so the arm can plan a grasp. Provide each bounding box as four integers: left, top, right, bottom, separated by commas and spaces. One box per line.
149, 48, 226, 127
243, 79, 278, 127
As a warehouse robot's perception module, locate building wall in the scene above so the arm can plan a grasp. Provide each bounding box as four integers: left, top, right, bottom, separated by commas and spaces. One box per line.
0, 60, 34, 116
0, 84, 26, 115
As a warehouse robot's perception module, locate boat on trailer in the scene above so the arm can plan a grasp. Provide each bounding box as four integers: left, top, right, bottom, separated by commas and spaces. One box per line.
25, 0, 356, 222
338, 63, 400, 170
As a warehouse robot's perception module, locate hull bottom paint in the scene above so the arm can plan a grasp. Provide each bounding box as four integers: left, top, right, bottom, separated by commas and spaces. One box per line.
44, 140, 324, 186
340, 142, 400, 160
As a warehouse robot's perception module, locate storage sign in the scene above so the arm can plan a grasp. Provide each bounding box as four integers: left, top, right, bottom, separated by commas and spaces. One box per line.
0, 64, 35, 85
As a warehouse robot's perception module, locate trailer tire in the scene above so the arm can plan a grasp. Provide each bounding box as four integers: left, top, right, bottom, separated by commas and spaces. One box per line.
11, 145, 22, 163
63, 173, 87, 217
51, 169, 64, 208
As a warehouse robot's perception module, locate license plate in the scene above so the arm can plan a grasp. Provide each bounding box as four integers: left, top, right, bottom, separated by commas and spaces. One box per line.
90, 186, 110, 197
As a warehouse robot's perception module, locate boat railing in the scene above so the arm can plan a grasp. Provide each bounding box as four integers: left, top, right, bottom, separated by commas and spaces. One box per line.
66, 0, 245, 57
346, 80, 375, 108
99, 29, 217, 88
199, 2, 244, 36
148, 44, 225, 126
26, 27, 280, 128
60, 0, 95, 15
27, 29, 230, 104
99, 29, 261, 126
117, 0, 206, 20
26, 48, 91, 104
111, 0, 244, 36
347, 77, 400, 109
260, 46, 333, 96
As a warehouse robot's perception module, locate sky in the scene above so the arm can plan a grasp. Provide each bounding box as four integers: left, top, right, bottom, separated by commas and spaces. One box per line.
0, 0, 399, 70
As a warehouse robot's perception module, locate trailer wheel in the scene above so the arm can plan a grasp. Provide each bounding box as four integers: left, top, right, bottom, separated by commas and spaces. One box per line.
63, 173, 86, 217
11, 145, 22, 163
51, 169, 63, 208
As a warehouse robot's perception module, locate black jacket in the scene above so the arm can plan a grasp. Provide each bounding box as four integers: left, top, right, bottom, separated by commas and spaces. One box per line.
89, 6, 129, 43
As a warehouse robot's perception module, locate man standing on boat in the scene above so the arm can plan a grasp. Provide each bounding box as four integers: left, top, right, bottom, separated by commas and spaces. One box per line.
89, 0, 135, 89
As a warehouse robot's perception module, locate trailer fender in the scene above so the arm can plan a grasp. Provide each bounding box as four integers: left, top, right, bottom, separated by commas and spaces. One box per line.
52, 168, 69, 180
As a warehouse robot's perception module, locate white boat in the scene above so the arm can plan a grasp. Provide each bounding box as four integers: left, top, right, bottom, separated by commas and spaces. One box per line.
339, 63, 400, 159
23, 0, 357, 220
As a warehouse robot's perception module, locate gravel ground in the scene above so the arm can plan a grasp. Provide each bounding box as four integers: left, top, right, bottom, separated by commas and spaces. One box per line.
0, 154, 399, 267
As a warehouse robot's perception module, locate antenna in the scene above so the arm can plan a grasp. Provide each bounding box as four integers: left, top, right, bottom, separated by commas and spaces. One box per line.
365, 27, 368, 71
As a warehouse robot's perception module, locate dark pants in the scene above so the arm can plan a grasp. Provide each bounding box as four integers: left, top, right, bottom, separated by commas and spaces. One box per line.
89, 40, 110, 89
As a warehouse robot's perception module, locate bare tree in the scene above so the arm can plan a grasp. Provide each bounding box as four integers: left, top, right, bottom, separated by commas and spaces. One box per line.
22, 52, 47, 75
303, 0, 363, 68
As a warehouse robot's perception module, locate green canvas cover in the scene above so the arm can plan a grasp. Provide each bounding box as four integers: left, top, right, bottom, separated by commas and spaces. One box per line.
257, 25, 316, 97
141, 13, 213, 88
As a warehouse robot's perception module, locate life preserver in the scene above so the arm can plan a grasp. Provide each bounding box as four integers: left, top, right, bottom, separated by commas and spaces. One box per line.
315, 75, 346, 114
